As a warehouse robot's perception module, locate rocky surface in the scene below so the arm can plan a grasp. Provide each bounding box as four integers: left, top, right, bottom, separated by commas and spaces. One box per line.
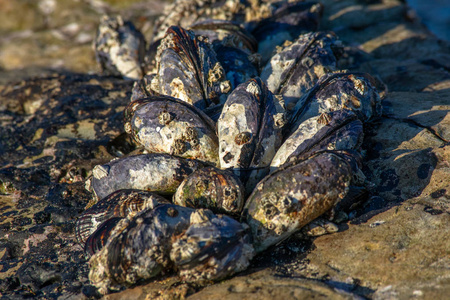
0, 0, 449, 299
0, 0, 165, 84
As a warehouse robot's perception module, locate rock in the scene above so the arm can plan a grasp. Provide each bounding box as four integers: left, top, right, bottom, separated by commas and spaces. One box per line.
320, 0, 406, 32
413, 144, 450, 213
0, 73, 135, 299
100, 277, 194, 300
360, 89, 449, 203
0, 74, 134, 164
357, 58, 450, 92
0, 0, 167, 83
102, 269, 360, 300
1, 0, 450, 299
384, 91, 450, 141
188, 270, 360, 300
303, 199, 450, 299
363, 120, 442, 202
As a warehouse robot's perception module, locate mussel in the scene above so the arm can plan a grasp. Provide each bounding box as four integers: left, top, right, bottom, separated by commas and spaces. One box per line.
250, 1, 324, 63
84, 1, 388, 294
152, 0, 250, 42
217, 77, 286, 192
94, 15, 146, 80
89, 204, 194, 294
87, 153, 204, 200
75, 189, 169, 253
171, 209, 254, 282
261, 31, 342, 114
190, 19, 257, 53
150, 26, 231, 110
289, 71, 382, 131
271, 109, 363, 169
244, 151, 353, 252
173, 166, 245, 215
124, 96, 219, 165
130, 74, 157, 102
89, 205, 254, 294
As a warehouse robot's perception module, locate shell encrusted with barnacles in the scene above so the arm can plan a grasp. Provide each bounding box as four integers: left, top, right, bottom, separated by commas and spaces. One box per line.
78, 0, 383, 294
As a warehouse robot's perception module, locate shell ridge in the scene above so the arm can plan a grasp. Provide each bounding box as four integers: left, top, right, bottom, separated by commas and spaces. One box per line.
286, 109, 360, 156
289, 71, 374, 129
275, 32, 321, 95
167, 26, 210, 107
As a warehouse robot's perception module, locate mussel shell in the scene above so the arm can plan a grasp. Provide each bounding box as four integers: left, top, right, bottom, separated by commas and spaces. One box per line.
85, 217, 122, 256
171, 209, 254, 282
75, 189, 169, 245
89, 204, 195, 294
124, 96, 219, 166
244, 151, 352, 252
214, 44, 259, 90
173, 166, 245, 215
88, 153, 204, 200
251, 1, 323, 63
202, 103, 225, 123
217, 78, 285, 191
323, 149, 368, 212
261, 31, 342, 114
152, 0, 249, 42
94, 15, 146, 80
289, 72, 382, 131
151, 26, 231, 110
130, 74, 157, 102
271, 109, 363, 169
190, 19, 257, 53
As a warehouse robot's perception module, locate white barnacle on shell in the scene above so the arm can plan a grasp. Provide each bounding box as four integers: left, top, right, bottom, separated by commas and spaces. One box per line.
245, 80, 261, 95
93, 165, 109, 180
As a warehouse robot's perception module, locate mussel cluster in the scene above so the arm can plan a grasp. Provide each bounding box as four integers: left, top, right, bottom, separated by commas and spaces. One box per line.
77, 0, 383, 294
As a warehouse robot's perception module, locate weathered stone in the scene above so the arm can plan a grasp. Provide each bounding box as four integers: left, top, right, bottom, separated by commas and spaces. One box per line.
357, 58, 450, 92
384, 91, 450, 141
303, 199, 450, 298
413, 144, 450, 213
363, 119, 443, 202
320, 0, 406, 32
0, 0, 167, 82
1, 0, 450, 299
189, 270, 359, 300
102, 269, 360, 300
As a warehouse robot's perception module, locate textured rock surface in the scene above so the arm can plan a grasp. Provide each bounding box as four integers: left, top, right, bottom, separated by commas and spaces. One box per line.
1, 0, 449, 299
0, 0, 165, 83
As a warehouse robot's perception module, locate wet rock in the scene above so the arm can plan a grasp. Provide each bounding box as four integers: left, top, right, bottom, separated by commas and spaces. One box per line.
0, 73, 136, 299
44, 182, 92, 223
362, 116, 444, 202
0, 0, 450, 299
0, 74, 134, 174
18, 262, 62, 293
0, 276, 20, 294
413, 144, 450, 213
33, 210, 51, 225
